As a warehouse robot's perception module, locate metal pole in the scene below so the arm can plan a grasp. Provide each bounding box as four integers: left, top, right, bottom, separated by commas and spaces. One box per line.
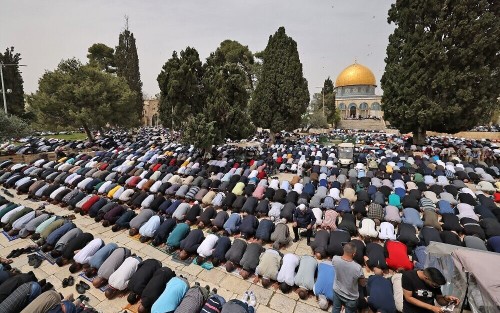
322, 90, 325, 115
0, 63, 7, 114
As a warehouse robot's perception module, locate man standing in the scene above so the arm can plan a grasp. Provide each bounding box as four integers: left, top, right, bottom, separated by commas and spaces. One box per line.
292, 204, 316, 244
402, 267, 459, 313
331, 242, 365, 313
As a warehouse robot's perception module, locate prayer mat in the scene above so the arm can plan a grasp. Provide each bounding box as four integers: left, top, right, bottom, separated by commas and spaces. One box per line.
192, 257, 214, 270
2, 231, 18, 241
171, 250, 195, 266
148, 242, 176, 255
122, 302, 140, 313
78, 272, 110, 292
36, 250, 57, 265
129, 233, 141, 241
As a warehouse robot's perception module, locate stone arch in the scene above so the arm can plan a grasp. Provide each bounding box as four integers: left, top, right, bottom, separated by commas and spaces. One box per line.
371, 102, 381, 110
338, 103, 346, 110
349, 103, 357, 118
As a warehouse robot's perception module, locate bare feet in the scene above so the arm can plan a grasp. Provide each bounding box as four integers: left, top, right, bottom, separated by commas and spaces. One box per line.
0, 257, 13, 264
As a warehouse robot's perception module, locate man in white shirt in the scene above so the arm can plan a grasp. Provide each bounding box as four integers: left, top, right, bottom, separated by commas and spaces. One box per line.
70, 238, 104, 273
196, 234, 219, 264
105, 256, 141, 299
277, 253, 299, 294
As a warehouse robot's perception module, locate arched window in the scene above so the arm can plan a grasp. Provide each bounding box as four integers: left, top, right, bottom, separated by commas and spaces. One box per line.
359, 102, 368, 110
338, 103, 346, 110
371, 102, 381, 110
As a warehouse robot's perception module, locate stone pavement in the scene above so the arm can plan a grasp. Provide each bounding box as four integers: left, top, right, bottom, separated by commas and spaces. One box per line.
0, 190, 327, 313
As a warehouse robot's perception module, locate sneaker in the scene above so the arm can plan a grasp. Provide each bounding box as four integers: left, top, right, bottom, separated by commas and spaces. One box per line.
248, 291, 256, 307
240, 291, 250, 303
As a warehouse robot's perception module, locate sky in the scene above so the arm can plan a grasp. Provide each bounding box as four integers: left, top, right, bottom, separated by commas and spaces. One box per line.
2, 0, 395, 98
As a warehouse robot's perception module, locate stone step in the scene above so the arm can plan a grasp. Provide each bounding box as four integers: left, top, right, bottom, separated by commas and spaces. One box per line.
338, 119, 387, 131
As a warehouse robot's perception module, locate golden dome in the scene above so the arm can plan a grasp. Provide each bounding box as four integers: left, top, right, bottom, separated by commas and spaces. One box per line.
335, 62, 377, 87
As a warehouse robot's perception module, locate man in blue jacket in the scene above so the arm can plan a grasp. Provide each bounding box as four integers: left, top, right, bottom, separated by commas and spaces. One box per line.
292, 204, 316, 244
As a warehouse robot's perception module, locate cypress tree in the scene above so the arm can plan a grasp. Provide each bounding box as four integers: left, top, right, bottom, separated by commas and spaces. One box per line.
249, 27, 309, 139
115, 17, 143, 119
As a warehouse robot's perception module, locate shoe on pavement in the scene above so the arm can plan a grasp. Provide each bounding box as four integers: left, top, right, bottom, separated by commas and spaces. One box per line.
248, 291, 257, 307
240, 291, 250, 303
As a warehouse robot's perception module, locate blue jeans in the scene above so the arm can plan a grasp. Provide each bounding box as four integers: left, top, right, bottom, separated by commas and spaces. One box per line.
28, 282, 42, 301
332, 290, 357, 313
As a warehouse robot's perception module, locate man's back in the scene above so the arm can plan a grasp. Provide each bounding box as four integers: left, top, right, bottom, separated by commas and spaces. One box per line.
331, 255, 363, 300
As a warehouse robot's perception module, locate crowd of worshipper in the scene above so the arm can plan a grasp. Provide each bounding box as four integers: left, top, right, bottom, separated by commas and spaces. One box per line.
0, 128, 499, 313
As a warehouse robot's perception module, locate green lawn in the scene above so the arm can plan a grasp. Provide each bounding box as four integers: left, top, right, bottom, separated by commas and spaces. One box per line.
41, 132, 88, 141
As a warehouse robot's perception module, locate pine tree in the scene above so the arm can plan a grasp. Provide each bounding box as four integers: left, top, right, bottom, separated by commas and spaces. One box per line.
0, 47, 25, 117
249, 27, 309, 139
381, 0, 499, 144
115, 17, 143, 119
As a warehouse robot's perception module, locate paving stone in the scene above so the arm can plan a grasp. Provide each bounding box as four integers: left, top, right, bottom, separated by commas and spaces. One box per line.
294, 301, 326, 313
219, 274, 251, 295
297, 292, 322, 309
182, 263, 204, 276
197, 268, 227, 285
248, 283, 274, 306
269, 293, 296, 313
255, 305, 280, 313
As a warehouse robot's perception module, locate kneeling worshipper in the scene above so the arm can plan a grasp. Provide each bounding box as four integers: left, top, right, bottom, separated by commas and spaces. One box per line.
138, 266, 176, 313
150, 276, 189, 313
225, 239, 248, 272
367, 267, 397, 313
310, 229, 330, 259
255, 248, 283, 288
270, 218, 292, 249
69, 238, 105, 273
84, 242, 118, 278
55, 232, 95, 267
385, 240, 414, 271
19, 290, 70, 313
211, 235, 232, 267
138, 215, 162, 243
129, 209, 155, 236
294, 255, 318, 299
105, 255, 142, 299
179, 229, 205, 260
49, 227, 83, 255
195, 233, 219, 264
173, 284, 211, 313
151, 218, 176, 246
0, 280, 42, 313
0, 271, 38, 302
126, 258, 162, 304
93, 247, 131, 288
166, 222, 190, 253
313, 261, 335, 311
277, 253, 299, 294
239, 242, 265, 279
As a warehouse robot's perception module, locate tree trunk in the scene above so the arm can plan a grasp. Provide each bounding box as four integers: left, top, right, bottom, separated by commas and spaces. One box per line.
269, 132, 276, 146
82, 123, 94, 142
413, 127, 426, 145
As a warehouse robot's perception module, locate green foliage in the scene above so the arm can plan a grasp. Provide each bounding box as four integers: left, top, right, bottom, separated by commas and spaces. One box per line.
0, 111, 31, 140
249, 27, 309, 133
203, 62, 254, 142
309, 92, 339, 127
206, 40, 258, 90
28, 59, 139, 141
0, 47, 25, 118
87, 43, 116, 73
302, 109, 329, 129
181, 113, 216, 150
381, 0, 500, 139
157, 48, 205, 129
322, 77, 334, 95
115, 20, 143, 119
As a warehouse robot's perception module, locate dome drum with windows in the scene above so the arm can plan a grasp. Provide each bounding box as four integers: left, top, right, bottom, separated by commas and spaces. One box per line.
334, 62, 382, 119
